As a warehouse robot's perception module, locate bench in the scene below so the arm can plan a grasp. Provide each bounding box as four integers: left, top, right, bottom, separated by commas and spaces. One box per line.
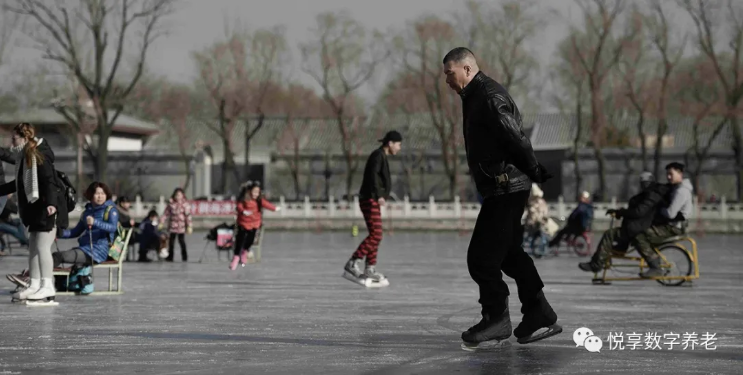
53, 228, 133, 295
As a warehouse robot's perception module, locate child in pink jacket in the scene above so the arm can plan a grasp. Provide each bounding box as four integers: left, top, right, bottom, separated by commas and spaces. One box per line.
160, 187, 193, 262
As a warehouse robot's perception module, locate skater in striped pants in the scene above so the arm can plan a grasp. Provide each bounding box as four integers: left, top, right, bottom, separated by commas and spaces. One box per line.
344, 131, 402, 283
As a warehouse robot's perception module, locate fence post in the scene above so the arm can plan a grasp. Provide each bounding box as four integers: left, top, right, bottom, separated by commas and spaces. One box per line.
303, 196, 311, 218
454, 196, 462, 217
403, 195, 411, 218
721, 195, 727, 219
157, 196, 166, 214
279, 196, 286, 217
557, 195, 565, 219
429, 195, 436, 218
329, 195, 335, 218
611, 196, 617, 209
134, 195, 144, 217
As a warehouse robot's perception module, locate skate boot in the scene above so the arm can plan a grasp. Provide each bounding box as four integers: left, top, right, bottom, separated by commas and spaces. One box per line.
461, 307, 512, 351
25, 278, 58, 306
240, 250, 250, 266
513, 291, 562, 344
578, 260, 602, 273
11, 278, 40, 304
229, 255, 240, 270
640, 258, 665, 278
7, 269, 30, 288
343, 258, 363, 279
364, 265, 386, 281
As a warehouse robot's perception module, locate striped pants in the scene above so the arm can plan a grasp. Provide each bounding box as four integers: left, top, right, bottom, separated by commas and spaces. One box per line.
352, 199, 383, 265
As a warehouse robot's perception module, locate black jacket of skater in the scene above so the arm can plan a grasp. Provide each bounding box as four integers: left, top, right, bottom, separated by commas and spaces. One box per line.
342, 130, 402, 285
442, 47, 562, 347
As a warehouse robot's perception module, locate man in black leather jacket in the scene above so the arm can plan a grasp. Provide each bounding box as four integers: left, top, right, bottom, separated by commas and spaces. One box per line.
443, 47, 561, 348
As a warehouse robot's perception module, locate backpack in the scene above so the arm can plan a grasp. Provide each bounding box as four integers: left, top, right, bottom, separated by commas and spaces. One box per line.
103, 206, 126, 261
54, 265, 93, 295
55, 170, 77, 213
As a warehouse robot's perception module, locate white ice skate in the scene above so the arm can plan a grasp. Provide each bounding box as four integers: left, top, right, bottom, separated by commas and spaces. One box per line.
342, 260, 390, 288
25, 278, 58, 307
11, 278, 40, 304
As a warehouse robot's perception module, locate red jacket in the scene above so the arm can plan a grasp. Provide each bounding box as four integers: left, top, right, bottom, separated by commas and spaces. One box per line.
237, 198, 277, 230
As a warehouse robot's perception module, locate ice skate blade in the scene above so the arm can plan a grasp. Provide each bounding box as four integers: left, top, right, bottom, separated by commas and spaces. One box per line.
342, 272, 390, 288
11, 298, 26, 304
461, 339, 511, 352
516, 324, 563, 344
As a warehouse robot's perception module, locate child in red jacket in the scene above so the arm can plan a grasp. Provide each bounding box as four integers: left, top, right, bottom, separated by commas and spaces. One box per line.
230, 182, 279, 270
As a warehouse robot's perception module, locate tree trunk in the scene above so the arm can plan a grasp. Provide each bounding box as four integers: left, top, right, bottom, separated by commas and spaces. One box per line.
183, 159, 192, 190
96, 134, 110, 183
730, 117, 743, 201
221, 139, 239, 195
595, 147, 607, 201
244, 120, 251, 182
653, 118, 667, 178
76, 133, 84, 198
573, 108, 584, 201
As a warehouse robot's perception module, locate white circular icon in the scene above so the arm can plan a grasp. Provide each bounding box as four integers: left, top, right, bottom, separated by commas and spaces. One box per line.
584, 335, 603, 353
573, 327, 594, 347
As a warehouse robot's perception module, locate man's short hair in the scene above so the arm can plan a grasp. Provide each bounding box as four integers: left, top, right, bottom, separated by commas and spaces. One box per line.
442, 47, 475, 65
665, 162, 685, 173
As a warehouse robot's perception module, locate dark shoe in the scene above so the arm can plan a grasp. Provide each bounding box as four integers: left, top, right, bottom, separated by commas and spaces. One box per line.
137, 258, 152, 263
165, 259, 174, 262
578, 261, 601, 273
461, 308, 512, 344
640, 258, 665, 278
514, 291, 563, 344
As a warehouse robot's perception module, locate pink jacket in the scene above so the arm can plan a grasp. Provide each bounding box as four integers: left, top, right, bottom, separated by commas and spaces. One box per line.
161, 199, 193, 234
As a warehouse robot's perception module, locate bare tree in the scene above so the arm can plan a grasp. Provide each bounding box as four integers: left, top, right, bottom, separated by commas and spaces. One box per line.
192, 30, 252, 193
615, 5, 652, 171
6, 0, 177, 183
646, 0, 687, 178
300, 11, 388, 197
456, 0, 545, 105
681, 0, 743, 199
386, 16, 464, 200
553, 30, 590, 200
0, 7, 23, 66
242, 26, 290, 180
567, 0, 637, 199
153, 84, 201, 189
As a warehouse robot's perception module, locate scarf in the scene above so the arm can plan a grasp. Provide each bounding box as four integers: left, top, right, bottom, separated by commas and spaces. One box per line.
11, 138, 43, 204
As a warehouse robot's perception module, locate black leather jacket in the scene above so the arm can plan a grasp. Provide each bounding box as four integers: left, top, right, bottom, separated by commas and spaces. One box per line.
459, 71, 538, 198
358, 147, 391, 200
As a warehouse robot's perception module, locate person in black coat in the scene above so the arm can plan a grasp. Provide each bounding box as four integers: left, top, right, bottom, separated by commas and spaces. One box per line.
442, 47, 559, 348
0, 123, 62, 305
342, 130, 401, 284
578, 172, 671, 273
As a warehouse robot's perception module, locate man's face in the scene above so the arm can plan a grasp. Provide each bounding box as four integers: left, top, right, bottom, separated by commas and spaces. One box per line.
666, 168, 683, 184
388, 141, 401, 155
443, 60, 472, 93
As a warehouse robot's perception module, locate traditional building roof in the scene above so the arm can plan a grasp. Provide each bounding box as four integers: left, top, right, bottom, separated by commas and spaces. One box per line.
0, 108, 160, 135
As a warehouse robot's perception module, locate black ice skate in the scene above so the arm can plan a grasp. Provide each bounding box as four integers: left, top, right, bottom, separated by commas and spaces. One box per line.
513, 291, 562, 344
461, 308, 512, 351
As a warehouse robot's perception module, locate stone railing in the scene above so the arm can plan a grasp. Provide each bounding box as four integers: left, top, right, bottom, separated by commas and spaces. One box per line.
66, 195, 743, 221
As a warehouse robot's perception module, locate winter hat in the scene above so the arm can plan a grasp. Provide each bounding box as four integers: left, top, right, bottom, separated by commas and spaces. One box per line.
379, 130, 403, 144
639, 172, 654, 183
581, 191, 590, 200
530, 183, 544, 198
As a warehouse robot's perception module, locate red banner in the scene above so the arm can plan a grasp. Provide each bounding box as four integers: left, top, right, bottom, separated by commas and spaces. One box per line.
188, 200, 237, 216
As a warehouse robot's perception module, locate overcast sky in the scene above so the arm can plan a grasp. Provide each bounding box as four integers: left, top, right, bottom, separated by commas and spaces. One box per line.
2, 0, 695, 112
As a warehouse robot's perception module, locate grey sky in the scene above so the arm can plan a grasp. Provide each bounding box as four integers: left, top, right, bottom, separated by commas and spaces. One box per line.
2, 0, 695, 111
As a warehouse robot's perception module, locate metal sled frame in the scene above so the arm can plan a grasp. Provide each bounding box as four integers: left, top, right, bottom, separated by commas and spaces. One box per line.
199, 226, 264, 263
53, 228, 133, 295
592, 235, 700, 285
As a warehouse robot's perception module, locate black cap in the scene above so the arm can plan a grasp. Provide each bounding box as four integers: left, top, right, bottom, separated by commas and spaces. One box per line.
379, 130, 403, 144
665, 162, 685, 172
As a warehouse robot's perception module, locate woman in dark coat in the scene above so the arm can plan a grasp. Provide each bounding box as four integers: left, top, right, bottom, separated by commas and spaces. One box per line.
0, 123, 62, 305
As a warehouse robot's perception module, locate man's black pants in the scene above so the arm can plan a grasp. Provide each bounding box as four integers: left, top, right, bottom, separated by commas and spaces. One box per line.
468, 190, 544, 315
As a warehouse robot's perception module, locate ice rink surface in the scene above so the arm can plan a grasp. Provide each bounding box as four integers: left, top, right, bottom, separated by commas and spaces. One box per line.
0, 231, 741, 374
